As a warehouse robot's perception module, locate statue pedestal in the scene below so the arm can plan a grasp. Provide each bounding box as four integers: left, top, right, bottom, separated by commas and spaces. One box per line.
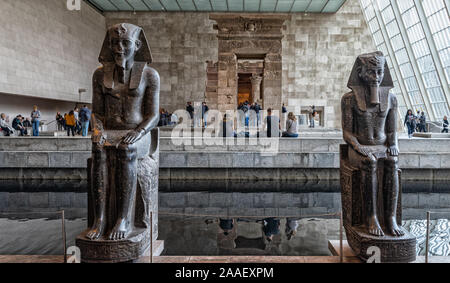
344, 225, 416, 263
340, 144, 416, 263
76, 228, 150, 263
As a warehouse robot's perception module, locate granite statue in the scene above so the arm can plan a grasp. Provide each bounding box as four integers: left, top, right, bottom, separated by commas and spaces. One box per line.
76, 23, 160, 263
340, 52, 416, 262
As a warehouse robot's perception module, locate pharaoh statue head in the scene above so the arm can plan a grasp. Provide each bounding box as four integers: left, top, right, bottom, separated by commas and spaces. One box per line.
347, 51, 393, 105
99, 23, 153, 69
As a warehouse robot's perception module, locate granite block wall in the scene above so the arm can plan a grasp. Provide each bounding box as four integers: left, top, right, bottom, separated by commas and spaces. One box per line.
0, 0, 105, 103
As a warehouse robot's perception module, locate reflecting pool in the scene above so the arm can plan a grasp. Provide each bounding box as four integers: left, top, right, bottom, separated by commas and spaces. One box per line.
0, 180, 449, 257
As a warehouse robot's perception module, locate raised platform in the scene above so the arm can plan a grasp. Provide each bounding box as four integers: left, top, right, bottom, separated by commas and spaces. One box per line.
1, 135, 450, 181
414, 133, 450, 139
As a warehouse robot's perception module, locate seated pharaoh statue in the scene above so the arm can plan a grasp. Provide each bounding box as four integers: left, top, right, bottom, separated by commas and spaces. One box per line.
76, 23, 160, 263
340, 52, 416, 263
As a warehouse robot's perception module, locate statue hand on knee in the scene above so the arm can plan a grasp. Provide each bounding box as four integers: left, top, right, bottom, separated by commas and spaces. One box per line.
122, 129, 145, 145
388, 145, 399, 156
354, 145, 373, 158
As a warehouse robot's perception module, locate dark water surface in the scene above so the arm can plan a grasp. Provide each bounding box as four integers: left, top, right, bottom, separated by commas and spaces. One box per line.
0, 180, 449, 257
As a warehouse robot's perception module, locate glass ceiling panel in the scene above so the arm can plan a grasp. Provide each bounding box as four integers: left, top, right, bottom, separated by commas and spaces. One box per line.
360, 0, 450, 120
86, 0, 347, 12
177, 0, 196, 11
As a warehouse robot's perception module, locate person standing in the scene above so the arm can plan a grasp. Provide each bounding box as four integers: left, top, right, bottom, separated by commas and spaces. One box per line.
65, 110, 76, 137
251, 102, 262, 126
419, 112, 427, 133
31, 105, 41, 136
415, 110, 421, 132
79, 105, 91, 137
56, 112, 64, 131
282, 103, 288, 131
442, 116, 449, 133
404, 109, 416, 138
264, 108, 281, 138
73, 107, 81, 135
220, 114, 235, 138
186, 102, 194, 118
202, 102, 209, 127
282, 112, 299, 138
309, 106, 317, 128
186, 102, 194, 126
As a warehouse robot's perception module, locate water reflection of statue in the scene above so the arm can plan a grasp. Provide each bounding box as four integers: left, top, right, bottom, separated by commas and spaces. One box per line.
86, 23, 160, 241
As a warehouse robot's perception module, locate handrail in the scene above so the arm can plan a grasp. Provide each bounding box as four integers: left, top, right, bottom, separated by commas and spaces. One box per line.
0, 210, 67, 263
424, 210, 450, 263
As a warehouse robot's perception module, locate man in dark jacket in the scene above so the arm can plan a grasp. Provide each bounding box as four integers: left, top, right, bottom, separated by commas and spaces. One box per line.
12, 115, 27, 136
443, 116, 449, 133
419, 112, 427, 132
186, 102, 194, 126
251, 102, 262, 126
202, 102, 209, 127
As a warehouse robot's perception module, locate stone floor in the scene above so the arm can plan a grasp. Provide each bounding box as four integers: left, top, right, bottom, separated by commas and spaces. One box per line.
0, 255, 361, 263
2, 255, 449, 263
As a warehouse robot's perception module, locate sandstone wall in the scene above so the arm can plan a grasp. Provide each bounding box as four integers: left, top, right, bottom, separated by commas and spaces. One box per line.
282, 0, 375, 128
104, 0, 374, 128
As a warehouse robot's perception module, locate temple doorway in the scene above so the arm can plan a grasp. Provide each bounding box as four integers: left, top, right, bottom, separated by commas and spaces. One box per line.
238, 74, 252, 106
237, 59, 264, 107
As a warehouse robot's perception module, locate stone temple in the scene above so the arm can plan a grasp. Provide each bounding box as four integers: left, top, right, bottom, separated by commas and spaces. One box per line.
0, 0, 449, 265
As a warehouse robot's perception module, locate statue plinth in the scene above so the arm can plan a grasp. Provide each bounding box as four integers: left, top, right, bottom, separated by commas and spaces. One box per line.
76, 228, 150, 263
340, 144, 416, 263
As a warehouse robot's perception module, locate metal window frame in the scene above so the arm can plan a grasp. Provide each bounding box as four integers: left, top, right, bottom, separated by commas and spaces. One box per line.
359, 0, 450, 121
414, 0, 450, 116
390, 0, 436, 120
365, 1, 415, 111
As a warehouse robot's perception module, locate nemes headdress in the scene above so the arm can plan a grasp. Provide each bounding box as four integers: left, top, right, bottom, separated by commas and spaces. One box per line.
99, 23, 153, 64
347, 51, 393, 89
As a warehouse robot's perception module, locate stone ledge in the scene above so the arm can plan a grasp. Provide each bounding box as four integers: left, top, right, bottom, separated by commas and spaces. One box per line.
0, 151, 90, 168
2, 137, 450, 154
160, 151, 450, 169
0, 137, 449, 170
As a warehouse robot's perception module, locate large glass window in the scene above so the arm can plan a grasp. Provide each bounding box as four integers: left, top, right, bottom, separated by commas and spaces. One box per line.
359, 0, 450, 120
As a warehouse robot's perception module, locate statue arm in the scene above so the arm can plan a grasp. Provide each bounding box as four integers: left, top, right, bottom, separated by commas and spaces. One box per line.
122, 67, 160, 145
342, 94, 367, 156
386, 95, 399, 156
92, 68, 105, 130
138, 67, 160, 134
91, 68, 106, 144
